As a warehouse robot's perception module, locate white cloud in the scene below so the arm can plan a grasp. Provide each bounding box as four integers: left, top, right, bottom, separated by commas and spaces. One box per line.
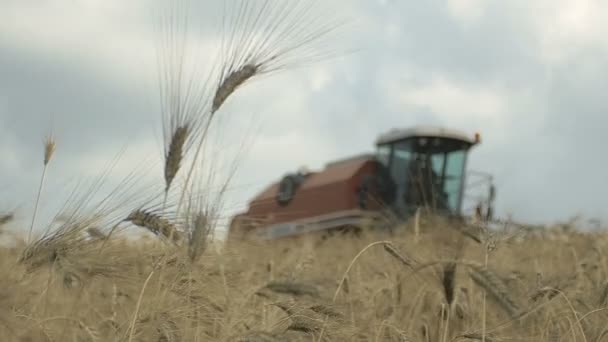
532, 0, 608, 65
393, 75, 507, 123
0, 142, 21, 174
0, 106, 24, 174
0, 2, 147, 83
249, 133, 338, 172
0, 1, 224, 92
2, 0, 608, 226
446, 0, 486, 26
72, 140, 161, 183
309, 67, 333, 92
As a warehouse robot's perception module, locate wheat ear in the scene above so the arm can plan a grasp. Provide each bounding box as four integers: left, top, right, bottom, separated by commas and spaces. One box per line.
28, 134, 56, 243
442, 262, 457, 306
164, 125, 189, 194
467, 265, 519, 318
317, 241, 390, 340
126, 209, 181, 244
188, 212, 211, 262
212, 64, 258, 114
263, 281, 320, 297
86, 227, 106, 240
127, 269, 155, 342
383, 242, 417, 268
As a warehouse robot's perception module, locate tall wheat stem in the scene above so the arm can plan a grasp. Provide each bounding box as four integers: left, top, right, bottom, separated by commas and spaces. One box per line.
175, 120, 211, 216
317, 241, 390, 342
127, 269, 156, 342
28, 137, 55, 243
28, 165, 48, 244
482, 248, 489, 342
442, 305, 451, 342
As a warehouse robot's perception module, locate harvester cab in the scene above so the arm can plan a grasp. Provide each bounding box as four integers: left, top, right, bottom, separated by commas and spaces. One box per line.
227, 126, 495, 241
373, 126, 481, 219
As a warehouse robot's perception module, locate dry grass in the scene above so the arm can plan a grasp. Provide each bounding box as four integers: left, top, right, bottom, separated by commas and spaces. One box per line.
0, 218, 606, 341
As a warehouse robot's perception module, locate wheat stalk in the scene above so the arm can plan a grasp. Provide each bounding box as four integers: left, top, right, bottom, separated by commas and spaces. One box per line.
287, 317, 322, 334
86, 227, 106, 240
229, 331, 285, 342
28, 134, 56, 243
309, 304, 344, 319
262, 281, 320, 297
126, 269, 156, 342
458, 333, 499, 341
170, 0, 346, 214
210, 0, 344, 114
155, 3, 214, 200
383, 242, 417, 268
467, 265, 519, 318
442, 262, 457, 306
598, 281, 608, 306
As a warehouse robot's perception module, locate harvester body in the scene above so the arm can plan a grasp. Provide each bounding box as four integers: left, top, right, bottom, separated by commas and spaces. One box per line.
228, 126, 493, 241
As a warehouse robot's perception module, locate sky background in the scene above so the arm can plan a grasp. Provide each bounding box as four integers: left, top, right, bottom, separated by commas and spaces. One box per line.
1, 0, 607, 236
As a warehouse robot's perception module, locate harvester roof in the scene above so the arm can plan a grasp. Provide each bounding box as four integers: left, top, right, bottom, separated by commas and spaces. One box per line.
375, 125, 479, 146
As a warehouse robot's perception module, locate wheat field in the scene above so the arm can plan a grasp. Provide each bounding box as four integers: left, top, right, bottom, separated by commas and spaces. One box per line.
1, 214, 607, 341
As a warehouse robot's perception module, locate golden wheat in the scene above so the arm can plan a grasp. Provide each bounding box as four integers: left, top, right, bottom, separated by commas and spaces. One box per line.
228, 331, 286, 342
164, 125, 189, 193
2, 217, 608, 341
383, 242, 417, 268
212, 64, 258, 114
263, 281, 320, 298
86, 227, 106, 240
28, 134, 57, 243
467, 264, 520, 318
187, 211, 211, 263
126, 209, 181, 244
43, 134, 56, 166
442, 262, 457, 306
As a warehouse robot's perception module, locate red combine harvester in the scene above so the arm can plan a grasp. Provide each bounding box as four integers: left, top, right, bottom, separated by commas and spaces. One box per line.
228, 126, 495, 241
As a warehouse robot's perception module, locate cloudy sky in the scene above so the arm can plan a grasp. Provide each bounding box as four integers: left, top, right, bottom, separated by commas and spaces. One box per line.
1, 0, 606, 235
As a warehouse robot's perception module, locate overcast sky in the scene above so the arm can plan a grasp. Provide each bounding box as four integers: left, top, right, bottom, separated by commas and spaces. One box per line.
1, 0, 607, 235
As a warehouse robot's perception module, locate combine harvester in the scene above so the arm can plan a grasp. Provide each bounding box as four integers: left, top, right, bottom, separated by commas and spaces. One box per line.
228, 126, 495, 241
